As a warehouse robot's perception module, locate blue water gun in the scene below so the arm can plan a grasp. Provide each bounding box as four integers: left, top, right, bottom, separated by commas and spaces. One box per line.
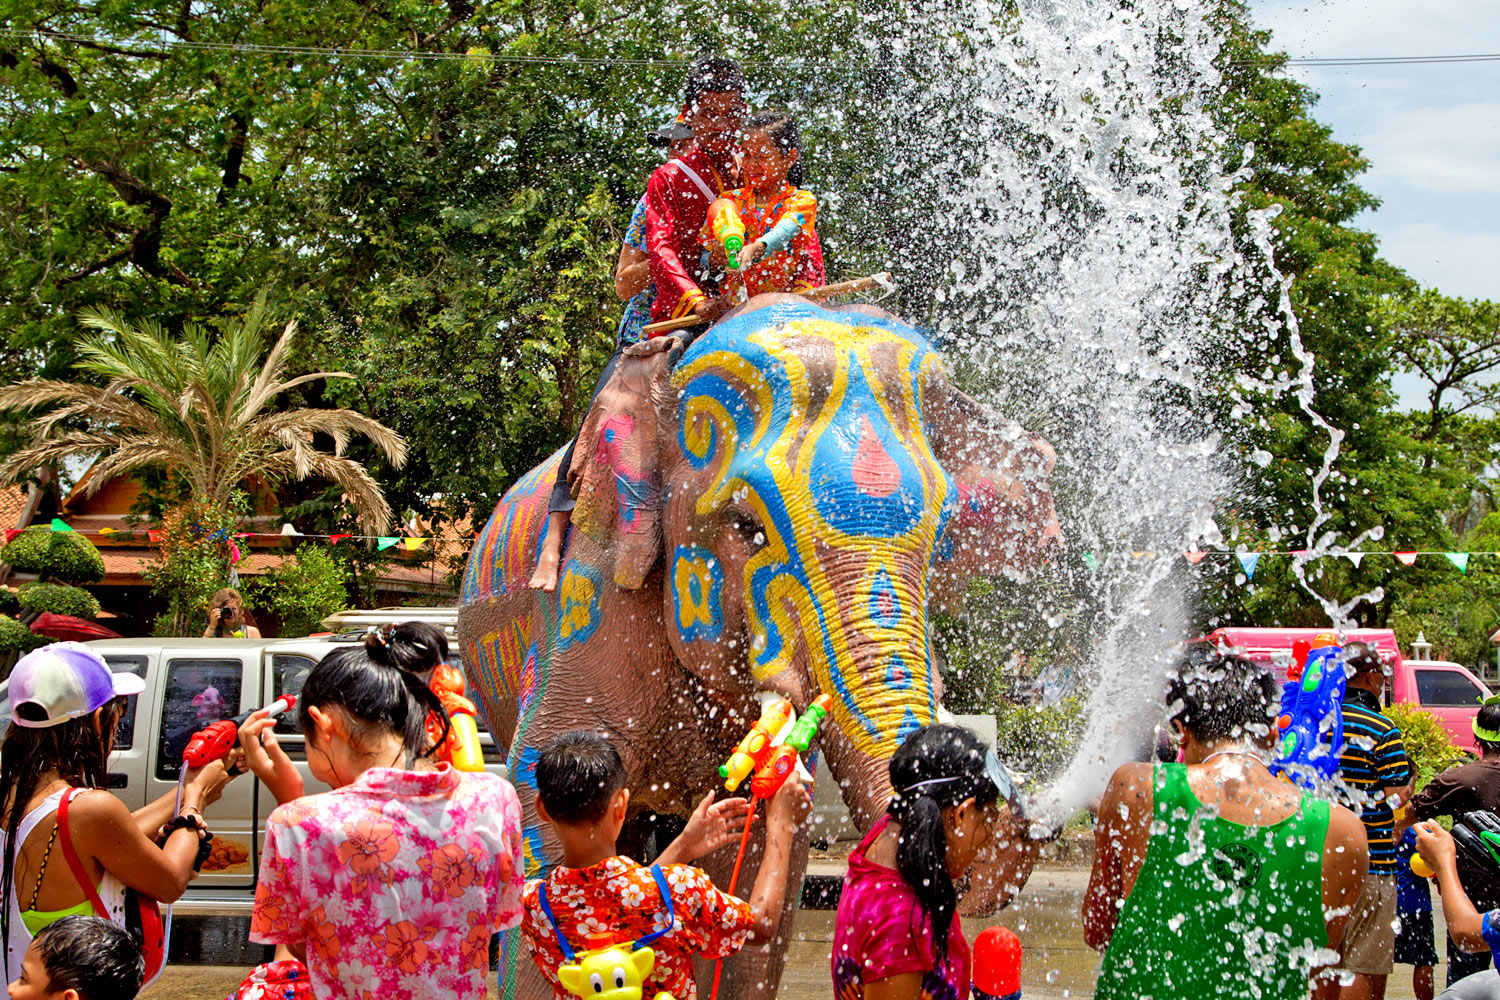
1270, 631, 1346, 788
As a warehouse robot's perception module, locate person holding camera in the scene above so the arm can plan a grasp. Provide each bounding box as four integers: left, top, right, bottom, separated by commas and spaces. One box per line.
200, 588, 260, 639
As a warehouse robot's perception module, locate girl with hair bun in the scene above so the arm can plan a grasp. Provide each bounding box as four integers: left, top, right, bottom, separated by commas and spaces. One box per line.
245, 622, 523, 1000
832, 724, 1027, 1000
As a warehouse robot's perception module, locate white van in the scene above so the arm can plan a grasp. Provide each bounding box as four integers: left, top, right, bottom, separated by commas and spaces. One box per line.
0, 634, 506, 914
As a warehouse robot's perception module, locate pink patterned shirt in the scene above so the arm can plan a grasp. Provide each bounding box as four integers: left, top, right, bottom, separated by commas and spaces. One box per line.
250, 766, 524, 1000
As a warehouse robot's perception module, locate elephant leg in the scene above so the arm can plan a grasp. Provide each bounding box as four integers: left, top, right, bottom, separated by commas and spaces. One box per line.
691, 798, 813, 1000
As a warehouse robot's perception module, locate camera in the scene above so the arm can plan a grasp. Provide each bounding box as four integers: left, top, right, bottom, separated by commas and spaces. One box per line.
218, 605, 233, 621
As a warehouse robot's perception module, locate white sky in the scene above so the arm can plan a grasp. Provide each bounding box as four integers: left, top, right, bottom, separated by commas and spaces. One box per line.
1248, 1, 1500, 406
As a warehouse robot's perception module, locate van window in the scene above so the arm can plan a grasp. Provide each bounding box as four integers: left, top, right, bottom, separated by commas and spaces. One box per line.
100, 655, 148, 751
1416, 669, 1485, 708
270, 654, 317, 746
156, 659, 243, 781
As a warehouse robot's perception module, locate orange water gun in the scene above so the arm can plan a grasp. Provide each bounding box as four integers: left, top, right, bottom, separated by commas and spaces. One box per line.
708, 199, 747, 270
720, 696, 794, 792
428, 662, 484, 772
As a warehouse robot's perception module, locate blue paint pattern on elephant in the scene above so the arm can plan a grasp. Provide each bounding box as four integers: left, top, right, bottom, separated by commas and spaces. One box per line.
672, 544, 725, 642
809, 365, 927, 537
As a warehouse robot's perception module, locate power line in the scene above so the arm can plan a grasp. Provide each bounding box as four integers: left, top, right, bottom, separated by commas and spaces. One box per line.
4, 28, 1499, 70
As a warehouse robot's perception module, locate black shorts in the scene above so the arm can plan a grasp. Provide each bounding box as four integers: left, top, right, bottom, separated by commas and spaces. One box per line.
1395, 907, 1439, 967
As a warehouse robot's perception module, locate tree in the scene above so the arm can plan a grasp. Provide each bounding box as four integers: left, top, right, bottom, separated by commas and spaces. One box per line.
245, 543, 350, 637
0, 524, 106, 623
0, 295, 407, 532
1379, 289, 1500, 449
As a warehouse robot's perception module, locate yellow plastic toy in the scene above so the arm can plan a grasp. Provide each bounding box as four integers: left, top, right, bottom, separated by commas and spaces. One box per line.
556, 941, 672, 1000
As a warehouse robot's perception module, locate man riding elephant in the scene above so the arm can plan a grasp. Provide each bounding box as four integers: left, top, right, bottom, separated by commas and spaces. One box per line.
459, 293, 1061, 999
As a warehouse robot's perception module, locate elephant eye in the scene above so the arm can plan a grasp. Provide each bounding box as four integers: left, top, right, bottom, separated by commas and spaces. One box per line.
728, 510, 767, 550
589, 972, 604, 993
612, 967, 628, 989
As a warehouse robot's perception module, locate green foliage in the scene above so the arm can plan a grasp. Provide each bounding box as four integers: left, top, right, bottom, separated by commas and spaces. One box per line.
0, 588, 15, 613
144, 492, 247, 637
245, 544, 351, 637
16, 581, 101, 620
0, 528, 105, 584
993, 697, 1086, 780
1385, 702, 1471, 792
0, 614, 48, 653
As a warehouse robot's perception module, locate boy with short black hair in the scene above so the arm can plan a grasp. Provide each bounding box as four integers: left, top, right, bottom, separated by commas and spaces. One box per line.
6, 916, 144, 1000
519, 730, 809, 1000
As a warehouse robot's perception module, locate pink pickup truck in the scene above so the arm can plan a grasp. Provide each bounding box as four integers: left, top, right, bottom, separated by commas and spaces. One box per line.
1204, 627, 1493, 751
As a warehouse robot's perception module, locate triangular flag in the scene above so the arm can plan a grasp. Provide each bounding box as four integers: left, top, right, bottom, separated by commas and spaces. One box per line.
1447, 552, 1470, 573
49, 518, 73, 532
280, 523, 301, 536
1184, 550, 1207, 565
1346, 552, 1364, 569
377, 536, 400, 551
147, 530, 162, 543
403, 537, 427, 552
1082, 551, 1099, 571
3, 528, 22, 544
1238, 553, 1261, 580
1289, 549, 1308, 557
98, 527, 116, 536
329, 534, 351, 544
1395, 552, 1417, 566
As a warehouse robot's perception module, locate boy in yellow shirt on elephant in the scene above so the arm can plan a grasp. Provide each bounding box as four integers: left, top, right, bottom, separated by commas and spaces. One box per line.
518, 731, 810, 1000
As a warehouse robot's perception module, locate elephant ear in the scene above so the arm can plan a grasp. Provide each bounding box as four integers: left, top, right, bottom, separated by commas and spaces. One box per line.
925, 375, 1060, 608
567, 350, 671, 589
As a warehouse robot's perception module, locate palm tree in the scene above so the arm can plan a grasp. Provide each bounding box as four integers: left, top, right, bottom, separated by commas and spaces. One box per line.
0, 296, 407, 532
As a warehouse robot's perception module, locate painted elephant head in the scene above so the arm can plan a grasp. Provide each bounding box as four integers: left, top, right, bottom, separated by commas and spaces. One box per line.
566, 296, 1060, 828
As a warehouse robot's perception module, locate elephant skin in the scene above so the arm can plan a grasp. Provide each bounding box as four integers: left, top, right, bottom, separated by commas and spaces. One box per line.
459, 295, 1060, 999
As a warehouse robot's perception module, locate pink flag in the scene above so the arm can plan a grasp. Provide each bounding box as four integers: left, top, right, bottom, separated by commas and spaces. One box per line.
1395, 552, 1417, 566
1184, 550, 1207, 565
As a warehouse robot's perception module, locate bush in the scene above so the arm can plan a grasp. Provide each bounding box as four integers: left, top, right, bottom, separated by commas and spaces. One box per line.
993, 696, 1086, 780
17, 582, 102, 620
1385, 702, 1471, 791
245, 544, 350, 636
0, 528, 105, 584
0, 588, 16, 613
0, 614, 50, 653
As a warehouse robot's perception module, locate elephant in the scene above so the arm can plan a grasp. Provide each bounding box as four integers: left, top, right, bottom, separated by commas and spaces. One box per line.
458, 294, 1062, 1000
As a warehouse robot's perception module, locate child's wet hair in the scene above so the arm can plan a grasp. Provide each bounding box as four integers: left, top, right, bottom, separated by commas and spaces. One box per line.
33, 916, 145, 1000
683, 57, 744, 107
296, 621, 451, 762
1167, 644, 1278, 744
886, 724, 999, 967
1477, 703, 1500, 755
744, 110, 804, 187
536, 730, 627, 825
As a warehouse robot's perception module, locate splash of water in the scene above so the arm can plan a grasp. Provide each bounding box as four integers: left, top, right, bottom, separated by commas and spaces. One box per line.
845, 0, 1348, 828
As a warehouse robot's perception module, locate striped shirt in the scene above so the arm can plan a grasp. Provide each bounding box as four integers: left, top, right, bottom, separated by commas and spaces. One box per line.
1337, 688, 1411, 875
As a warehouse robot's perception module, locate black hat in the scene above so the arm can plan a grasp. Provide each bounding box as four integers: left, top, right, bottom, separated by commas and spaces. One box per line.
647, 120, 694, 148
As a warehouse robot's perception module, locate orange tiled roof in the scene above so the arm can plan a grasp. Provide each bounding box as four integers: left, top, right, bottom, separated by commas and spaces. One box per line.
0, 485, 28, 529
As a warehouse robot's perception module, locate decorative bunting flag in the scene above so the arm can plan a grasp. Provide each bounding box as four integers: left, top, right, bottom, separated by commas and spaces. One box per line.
3, 528, 21, 544
1185, 550, 1207, 565
1082, 551, 1099, 571
329, 534, 351, 544
1238, 553, 1261, 580
280, 523, 301, 536
1447, 552, 1470, 574
377, 536, 400, 551
98, 527, 117, 536
1290, 549, 1308, 558
1395, 552, 1418, 566
49, 518, 73, 532
147, 530, 162, 543
402, 537, 427, 552
1346, 552, 1364, 568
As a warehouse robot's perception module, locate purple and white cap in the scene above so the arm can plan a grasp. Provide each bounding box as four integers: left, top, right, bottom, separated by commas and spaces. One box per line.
8, 642, 145, 728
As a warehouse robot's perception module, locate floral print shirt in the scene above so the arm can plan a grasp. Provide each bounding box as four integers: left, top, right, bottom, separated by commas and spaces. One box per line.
520, 856, 755, 1000
250, 766, 524, 1000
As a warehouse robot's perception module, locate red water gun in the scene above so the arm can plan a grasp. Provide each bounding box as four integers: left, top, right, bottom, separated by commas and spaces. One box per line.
183, 696, 296, 768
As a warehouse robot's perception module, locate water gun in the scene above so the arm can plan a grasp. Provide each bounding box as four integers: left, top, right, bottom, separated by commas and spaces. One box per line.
183, 696, 296, 768
720, 696, 795, 792
428, 662, 485, 772
1411, 811, 1500, 878
971, 925, 1023, 1000
708, 199, 746, 270
555, 938, 673, 1000
750, 694, 833, 799
1270, 631, 1346, 788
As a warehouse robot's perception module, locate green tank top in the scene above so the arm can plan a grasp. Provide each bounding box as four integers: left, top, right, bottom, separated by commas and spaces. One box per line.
1096, 763, 1331, 1000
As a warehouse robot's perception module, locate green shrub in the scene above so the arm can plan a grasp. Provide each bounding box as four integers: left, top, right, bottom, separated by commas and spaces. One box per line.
993, 696, 1086, 780
0, 588, 16, 613
245, 544, 350, 636
0, 528, 105, 584
17, 582, 102, 620
0, 614, 49, 653
1385, 702, 1471, 791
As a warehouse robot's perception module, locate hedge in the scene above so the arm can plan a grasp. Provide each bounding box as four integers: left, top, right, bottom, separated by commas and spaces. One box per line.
0, 614, 49, 653
0, 528, 106, 584
0, 588, 16, 613
17, 582, 102, 620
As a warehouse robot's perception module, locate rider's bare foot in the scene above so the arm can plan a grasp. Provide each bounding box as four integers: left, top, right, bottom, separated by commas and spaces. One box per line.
528, 548, 560, 592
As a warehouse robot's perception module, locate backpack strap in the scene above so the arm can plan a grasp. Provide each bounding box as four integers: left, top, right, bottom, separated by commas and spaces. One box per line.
56, 789, 109, 919
632, 864, 675, 950
536, 881, 577, 962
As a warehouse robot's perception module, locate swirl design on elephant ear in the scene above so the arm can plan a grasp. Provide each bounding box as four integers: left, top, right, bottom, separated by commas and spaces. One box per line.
672, 304, 954, 751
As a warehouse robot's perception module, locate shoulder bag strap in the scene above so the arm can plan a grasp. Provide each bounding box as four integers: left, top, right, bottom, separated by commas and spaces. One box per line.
669, 159, 717, 203
536, 881, 577, 962
632, 864, 675, 949
56, 789, 109, 919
